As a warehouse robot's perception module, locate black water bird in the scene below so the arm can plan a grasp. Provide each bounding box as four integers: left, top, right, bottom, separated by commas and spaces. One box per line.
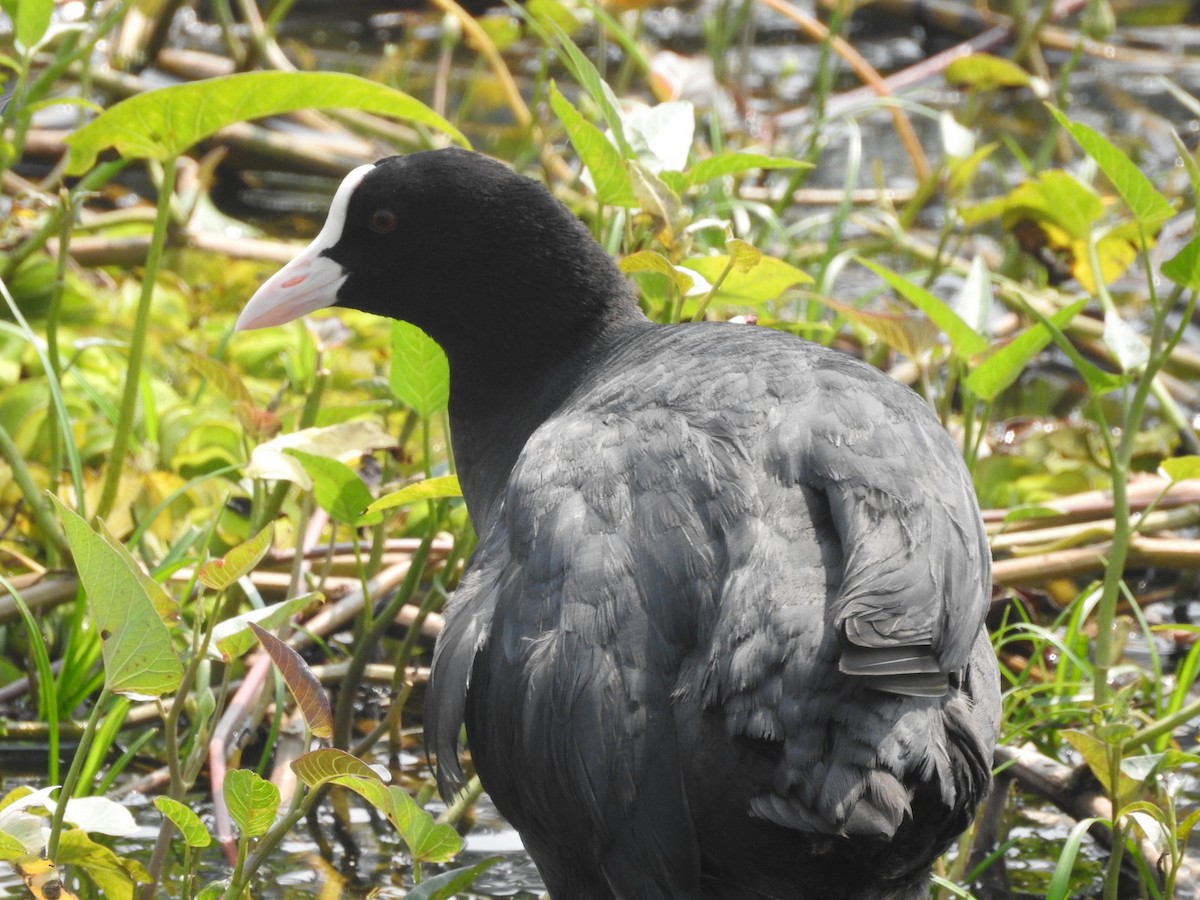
237, 148, 1000, 900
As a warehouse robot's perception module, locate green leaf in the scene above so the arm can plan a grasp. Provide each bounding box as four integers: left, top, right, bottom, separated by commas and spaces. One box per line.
249, 622, 333, 740
65, 72, 468, 175
286, 450, 381, 526
532, 19, 630, 156
945, 54, 1035, 91
0, 829, 26, 860
291, 748, 382, 789
680, 255, 810, 305
98, 517, 179, 623
726, 238, 762, 273
548, 82, 636, 206
1018, 298, 1125, 395
197, 524, 274, 591
619, 250, 703, 295
814, 297, 940, 360
965, 299, 1087, 401
667, 152, 808, 191
367, 475, 463, 513
224, 769, 281, 839
1, 0, 52, 51
245, 421, 398, 488
183, 350, 254, 407
1159, 455, 1200, 483
1045, 817, 1106, 900
858, 259, 989, 358
210, 593, 322, 661
154, 798, 212, 849
56, 829, 151, 899
405, 858, 504, 900
1061, 729, 1140, 802
49, 495, 184, 699
963, 170, 1102, 240
1049, 107, 1176, 229
1162, 234, 1200, 290
390, 321, 449, 419
328, 775, 462, 863
1119, 753, 1165, 784
628, 162, 688, 244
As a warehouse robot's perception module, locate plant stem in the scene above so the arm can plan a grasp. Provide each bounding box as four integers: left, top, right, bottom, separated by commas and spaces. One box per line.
0, 424, 69, 555
436, 775, 484, 825
332, 522, 438, 750
48, 685, 110, 859
691, 256, 736, 322
96, 156, 178, 521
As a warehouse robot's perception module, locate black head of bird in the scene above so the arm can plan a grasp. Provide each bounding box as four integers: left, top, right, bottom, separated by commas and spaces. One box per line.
240, 148, 1000, 900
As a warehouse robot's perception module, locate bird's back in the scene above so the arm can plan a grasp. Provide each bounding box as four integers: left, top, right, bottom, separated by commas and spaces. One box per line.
429, 320, 999, 900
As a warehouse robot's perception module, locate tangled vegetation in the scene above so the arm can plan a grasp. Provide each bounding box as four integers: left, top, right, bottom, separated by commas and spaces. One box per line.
0, 0, 1199, 897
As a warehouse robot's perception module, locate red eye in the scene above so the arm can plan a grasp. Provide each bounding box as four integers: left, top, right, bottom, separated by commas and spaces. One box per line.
370, 209, 397, 233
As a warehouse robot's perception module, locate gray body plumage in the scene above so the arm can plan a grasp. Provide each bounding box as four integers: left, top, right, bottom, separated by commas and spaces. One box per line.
430, 323, 999, 900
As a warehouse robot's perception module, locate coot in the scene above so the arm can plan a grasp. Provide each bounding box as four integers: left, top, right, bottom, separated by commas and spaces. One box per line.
238, 148, 1000, 900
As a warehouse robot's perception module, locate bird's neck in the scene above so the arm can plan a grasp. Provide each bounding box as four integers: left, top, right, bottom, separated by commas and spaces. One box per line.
446, 302, 650, 528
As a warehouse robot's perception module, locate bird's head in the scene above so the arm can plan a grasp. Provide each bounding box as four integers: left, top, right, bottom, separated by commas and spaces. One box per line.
236, 149, 635, 367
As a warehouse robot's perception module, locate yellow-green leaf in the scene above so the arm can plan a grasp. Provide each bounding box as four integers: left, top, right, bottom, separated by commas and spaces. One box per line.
328, 775, 462, 863
1049, 106, 1176, 229
210, 594, 322, 661
726, 238, 762, 273
55, 829, 151, 900
858, 259, 989, 359
1160, 455, 1200, 483
50, 495, 184, 699
367, 475, 463, 513
291, 748, 382, 790
391, 320, 450, 420
197, 524, 274, 591
154, 798, 212, 849
680, 255, 811, 305
548, 81, 636, 207
946, 54, 1034, 91
224, 769, 281, 839
619, 251, 700, 296
65, 72, 467, 174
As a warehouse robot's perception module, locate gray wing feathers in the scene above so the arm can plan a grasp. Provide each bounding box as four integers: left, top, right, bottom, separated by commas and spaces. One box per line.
426, 543, 503, 797
793, 357, 990, 692
479, 411, 719, 892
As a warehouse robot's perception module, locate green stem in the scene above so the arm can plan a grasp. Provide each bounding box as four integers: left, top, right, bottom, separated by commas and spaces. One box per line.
228, 834, 251, 896
1103, 820, 1124, 900
44, 189, 77, 565
96, 157, 178, 521
1090, 407, 1128, 708
1124, 693, 1200, 750
0, 424, 69, 554
690, 257, 737, 323
48, 685, 110, 859
436, 775, 484, 826
333, 522, 438, 750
